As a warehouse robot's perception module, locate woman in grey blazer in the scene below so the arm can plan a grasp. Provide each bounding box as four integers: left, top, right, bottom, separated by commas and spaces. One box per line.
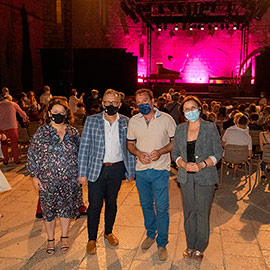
172, 96, 223, 261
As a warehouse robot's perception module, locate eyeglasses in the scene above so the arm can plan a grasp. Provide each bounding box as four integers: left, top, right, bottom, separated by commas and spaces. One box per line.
103, 101, 119, 106
51, 110, 66, 115
183, 106, 199, 113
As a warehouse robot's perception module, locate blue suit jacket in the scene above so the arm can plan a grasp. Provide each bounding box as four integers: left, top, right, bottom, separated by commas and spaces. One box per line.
78, 112, 136, 182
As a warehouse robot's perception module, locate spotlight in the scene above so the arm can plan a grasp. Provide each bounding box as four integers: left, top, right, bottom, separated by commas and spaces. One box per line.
189, 24, 193, 31
201, 24, 204, 30
157, 23, 162, 31
214, 24, 218, 30
175, 24, 179, 31
233, 24, 237, 30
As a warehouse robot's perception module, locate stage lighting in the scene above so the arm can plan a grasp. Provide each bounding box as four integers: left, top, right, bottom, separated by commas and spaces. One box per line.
175, 24, 179, 31
158, 4, 164, 14
157, 23, 162, 31
201, 24, 204, 30
182, 23, 186, 30
214, 24, 218, 30
177, 3, 183, 13
189, 24, 193, 31
233, 24, 237, 30
168, 3, 174, 13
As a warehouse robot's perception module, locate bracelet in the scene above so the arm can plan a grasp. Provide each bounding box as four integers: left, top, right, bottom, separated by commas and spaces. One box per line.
203, 160, 207, 167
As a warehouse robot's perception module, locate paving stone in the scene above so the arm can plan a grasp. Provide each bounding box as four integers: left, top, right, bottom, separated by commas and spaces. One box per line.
256, 231, 270, 251
80, 248, 136, 270
0, 257, 24, 270
222, 242, 262, 257
224, 255, 267, 270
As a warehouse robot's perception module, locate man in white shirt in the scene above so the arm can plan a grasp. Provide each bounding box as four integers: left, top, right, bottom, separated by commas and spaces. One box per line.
40, 86, 52, 109
78, 89, 135, 255
222, 113, 252, 177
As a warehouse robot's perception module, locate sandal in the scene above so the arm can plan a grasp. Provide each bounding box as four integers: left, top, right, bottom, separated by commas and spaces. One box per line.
60, 236, 70, 253
193, 250, 204, 261
46, 239, 55, 255
183, 248, 195, 259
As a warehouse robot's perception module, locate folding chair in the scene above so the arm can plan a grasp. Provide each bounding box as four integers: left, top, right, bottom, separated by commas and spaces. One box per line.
220, 144, 251, 190
255, 143, 270, 186
249, 130, 261, 155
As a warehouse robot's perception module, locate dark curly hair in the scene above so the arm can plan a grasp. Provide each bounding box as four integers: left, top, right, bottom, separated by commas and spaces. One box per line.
45, 97, 74, 124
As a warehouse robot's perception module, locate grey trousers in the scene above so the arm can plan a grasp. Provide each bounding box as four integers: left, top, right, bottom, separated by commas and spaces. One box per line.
180, 174, 215, 252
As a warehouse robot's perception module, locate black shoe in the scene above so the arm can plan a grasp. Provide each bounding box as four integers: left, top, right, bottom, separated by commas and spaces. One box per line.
35, 213, 43, 219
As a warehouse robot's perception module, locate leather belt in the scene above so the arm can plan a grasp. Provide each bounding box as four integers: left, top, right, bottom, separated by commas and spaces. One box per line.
103, 161, 123, 167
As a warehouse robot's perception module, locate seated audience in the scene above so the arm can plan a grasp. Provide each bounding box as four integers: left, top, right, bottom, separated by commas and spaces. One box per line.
222, 113, 252, 178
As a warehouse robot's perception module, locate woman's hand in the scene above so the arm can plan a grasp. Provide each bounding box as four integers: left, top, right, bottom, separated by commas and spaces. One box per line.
77, 177, 88, 185
0, 133, 7, 141
185, 162, 199, 172
33, 178, 43, 190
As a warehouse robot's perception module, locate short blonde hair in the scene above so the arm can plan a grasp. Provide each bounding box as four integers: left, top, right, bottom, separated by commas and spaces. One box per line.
103, 89, 121, 101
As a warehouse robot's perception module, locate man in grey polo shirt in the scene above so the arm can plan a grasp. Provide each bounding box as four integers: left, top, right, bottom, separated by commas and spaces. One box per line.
127, 88, 176, 261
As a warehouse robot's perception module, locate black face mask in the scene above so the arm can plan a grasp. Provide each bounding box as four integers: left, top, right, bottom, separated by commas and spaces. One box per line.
51, 113, 66, 124
104, 105, 119, 116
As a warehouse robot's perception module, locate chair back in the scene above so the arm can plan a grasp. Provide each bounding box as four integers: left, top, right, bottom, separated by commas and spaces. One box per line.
224, 144, 249, 164
249, 130, 260, 146
18, 127, 30, 143
262, 144, 270, 164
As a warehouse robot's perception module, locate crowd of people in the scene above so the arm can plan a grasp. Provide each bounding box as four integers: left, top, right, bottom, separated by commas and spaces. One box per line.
0, 84, 270, 262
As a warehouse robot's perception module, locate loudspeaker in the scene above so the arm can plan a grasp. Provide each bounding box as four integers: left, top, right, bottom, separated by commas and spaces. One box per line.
255, 47, 270, 97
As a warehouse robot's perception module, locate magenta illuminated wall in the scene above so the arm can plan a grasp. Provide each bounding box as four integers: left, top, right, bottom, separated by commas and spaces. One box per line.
100, 2, 270, 84
124, 27, 256, 83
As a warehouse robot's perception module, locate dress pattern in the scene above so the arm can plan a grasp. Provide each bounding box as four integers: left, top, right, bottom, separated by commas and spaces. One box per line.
28, 123, 82, 222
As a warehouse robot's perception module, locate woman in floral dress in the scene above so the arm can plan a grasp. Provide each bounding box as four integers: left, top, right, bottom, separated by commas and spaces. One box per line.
28, 98, 82, 255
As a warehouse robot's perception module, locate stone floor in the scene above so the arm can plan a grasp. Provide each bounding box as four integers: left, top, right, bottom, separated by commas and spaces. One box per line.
0, 157, 270, 270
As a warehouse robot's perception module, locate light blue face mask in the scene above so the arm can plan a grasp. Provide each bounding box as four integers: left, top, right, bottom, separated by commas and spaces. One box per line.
185, 109, 200, 122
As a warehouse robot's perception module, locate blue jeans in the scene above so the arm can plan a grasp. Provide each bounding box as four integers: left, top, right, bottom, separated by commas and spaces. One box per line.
136, 169, 169, 248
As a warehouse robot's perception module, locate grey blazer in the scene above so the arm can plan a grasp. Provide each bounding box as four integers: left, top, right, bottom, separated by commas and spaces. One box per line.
172, 119, 223, 186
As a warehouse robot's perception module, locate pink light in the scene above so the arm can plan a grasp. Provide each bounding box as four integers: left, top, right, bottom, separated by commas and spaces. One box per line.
182, 47, 232, 84
138, 78, 144, 83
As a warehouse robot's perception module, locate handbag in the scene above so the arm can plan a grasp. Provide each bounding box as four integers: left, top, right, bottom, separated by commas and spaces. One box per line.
0, 170, 11, 192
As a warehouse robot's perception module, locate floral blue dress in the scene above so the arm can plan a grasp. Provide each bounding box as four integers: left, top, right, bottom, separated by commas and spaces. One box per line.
27, 123, 82, 222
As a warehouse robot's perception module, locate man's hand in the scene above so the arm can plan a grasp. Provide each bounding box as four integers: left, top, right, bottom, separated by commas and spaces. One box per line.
126, 177, 135, 183
149, 150, 161, 161
77, 177, 88, 185
137, 151, 151, 164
